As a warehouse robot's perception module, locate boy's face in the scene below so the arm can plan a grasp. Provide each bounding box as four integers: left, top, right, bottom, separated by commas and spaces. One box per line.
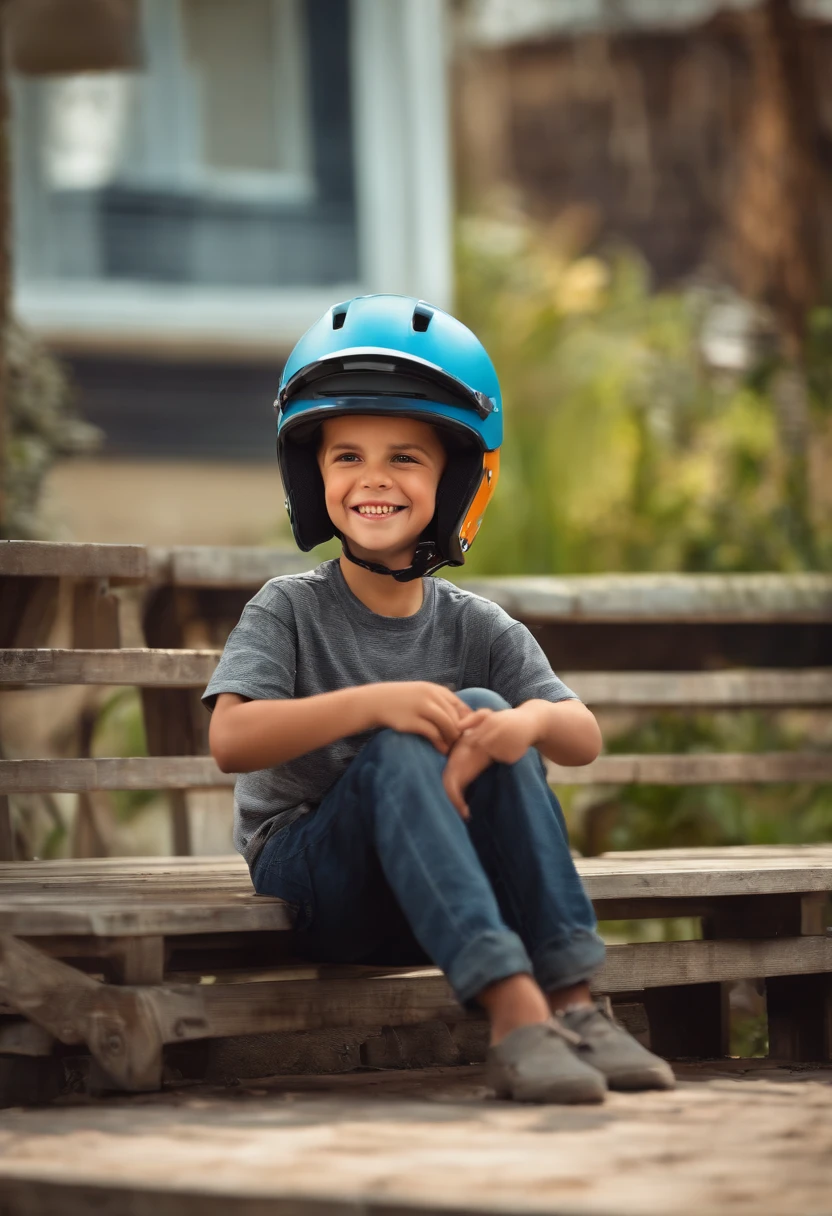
317, 414, 447, 569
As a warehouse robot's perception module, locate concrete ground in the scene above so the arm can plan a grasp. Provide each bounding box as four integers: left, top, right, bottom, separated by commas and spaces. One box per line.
0, 1060, 830, 1215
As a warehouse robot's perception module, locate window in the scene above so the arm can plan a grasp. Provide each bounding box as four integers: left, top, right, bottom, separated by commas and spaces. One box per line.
14, 0, 357, 294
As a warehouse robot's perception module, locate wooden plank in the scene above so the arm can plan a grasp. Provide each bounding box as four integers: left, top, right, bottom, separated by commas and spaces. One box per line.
140, 586, 210, 857
5, 654, 831, 707
0, 847, 829, 938
0, 757, 233, 794
564, 668, 832, 707
547, 751, 832, 785
0, 576, 61, 648
0, 1021, 54, 1057
461, 571, 832, 622
137, 935, 832, 1045
598, 936, 832, 993
0, 896, 292, 938
71, 582, 122, 651
145, 546, 311, 588
151, 970, 468, 1043
767, 973, 832, 1061
641, 983, 725, 1059
0, 540, 147, 581
3, 1066, 832, 1216
4, 1064, 832, 1215
4, 751, 830, 795
0, 936, 163, 1090
0, 647, 221, 687
594, 892, 829, 927
111, 937, 165, 985
0, 797, 14, 862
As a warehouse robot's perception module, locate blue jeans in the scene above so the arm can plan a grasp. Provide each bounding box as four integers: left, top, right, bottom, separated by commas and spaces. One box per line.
252, 688, 606, 1006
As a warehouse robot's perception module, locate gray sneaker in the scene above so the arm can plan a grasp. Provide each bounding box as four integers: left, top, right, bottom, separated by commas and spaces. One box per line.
486, 1018, 607, 1104
556, 999, 676, 1092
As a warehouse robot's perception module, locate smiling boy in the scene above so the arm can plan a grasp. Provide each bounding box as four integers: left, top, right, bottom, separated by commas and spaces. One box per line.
203, 294, 674, 1103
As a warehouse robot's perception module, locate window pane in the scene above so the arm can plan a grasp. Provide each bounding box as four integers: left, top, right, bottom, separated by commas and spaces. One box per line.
181, 0, 282, 174
14, 0, 357, 290
44, 73, 133, 190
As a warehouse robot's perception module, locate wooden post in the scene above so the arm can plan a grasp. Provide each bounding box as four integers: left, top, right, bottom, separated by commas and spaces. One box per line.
765, 894, 831, 1062
642, 982, 726, 1060
141, 587, 203, 855
705, 892, 830, 1062
71, 579, 122, 858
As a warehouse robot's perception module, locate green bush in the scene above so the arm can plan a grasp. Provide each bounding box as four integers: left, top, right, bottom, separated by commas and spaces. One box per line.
3, 321, 102, 539
455, 212, 831, 577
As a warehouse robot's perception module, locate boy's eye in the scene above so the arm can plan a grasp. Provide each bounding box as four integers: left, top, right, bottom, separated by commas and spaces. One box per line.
333, 453, 418, 464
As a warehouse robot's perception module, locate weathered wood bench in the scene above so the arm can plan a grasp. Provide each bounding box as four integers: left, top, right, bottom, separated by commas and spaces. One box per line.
0, 847, 830, 1097
2, 541, 832, 1098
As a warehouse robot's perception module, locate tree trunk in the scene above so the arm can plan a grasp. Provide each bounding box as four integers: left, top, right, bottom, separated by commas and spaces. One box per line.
732, 0, 821, 357
732, 0, 822, 565
0, 1, 10, 536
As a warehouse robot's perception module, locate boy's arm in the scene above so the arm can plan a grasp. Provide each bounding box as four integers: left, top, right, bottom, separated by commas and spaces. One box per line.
210, 688, 375, 773
512, 698, 602, 766
442, 698, 601, 820
456, 698, 602, 768
210, 681, 468, 773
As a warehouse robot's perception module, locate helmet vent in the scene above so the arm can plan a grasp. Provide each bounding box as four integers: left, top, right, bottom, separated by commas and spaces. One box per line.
412, 304, 433, 332
332, 305, 349, 330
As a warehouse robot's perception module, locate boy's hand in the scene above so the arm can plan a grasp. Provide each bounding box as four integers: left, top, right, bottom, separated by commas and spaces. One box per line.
372, 681, 469, 755
442, 724, 492, 820
442, 706, 538, 819
457, 705, 538, 766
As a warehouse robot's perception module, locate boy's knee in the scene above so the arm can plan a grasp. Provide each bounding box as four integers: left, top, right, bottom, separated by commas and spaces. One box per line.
365, 727, 440, 766
457, 687, 510, 713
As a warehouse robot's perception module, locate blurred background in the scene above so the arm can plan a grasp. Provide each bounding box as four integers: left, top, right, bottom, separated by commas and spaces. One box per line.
6, 0, 831, 565
1, 0, 830, 924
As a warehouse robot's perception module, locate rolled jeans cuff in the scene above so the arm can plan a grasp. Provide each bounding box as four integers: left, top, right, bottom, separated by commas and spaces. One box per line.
446, 928, 533, 1008
533, 928, 607, 992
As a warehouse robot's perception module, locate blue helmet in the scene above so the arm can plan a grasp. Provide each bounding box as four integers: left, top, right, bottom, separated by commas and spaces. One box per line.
275, 294, 502, 580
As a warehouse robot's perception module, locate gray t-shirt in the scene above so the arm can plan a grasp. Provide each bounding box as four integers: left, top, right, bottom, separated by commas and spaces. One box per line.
202, 558, 577, 868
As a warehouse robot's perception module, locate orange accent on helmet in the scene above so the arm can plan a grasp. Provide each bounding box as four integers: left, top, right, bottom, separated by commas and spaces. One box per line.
459, 449, 500, 551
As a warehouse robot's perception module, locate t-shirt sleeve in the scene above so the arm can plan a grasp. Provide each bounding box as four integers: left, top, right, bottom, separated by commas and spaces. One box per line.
201, 599, 296, 713
489, 620, 578, 707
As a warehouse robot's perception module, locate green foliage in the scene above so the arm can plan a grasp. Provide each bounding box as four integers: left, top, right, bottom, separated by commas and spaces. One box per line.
455, 212, 832, 577
91, 688, 156, 821
454, 212, 832, 857
569, 711, 832, 856
4, 320, 102, 539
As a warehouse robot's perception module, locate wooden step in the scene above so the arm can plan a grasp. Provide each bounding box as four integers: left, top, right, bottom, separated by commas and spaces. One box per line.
3, 750, 831, 795
0, 847, 830, 938
462, 571, 832, 622
0, 540, 147, 581
0, 648, 220, 687
4, 650, 831, 705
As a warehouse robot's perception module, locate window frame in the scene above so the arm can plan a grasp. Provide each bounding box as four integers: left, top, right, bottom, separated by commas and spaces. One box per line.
12, 0, 453, 359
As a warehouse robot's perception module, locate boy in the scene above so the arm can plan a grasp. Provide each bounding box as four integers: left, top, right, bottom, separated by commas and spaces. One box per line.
203, 294, 674, 1103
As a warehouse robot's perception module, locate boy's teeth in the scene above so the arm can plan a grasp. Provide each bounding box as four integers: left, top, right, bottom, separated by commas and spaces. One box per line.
357, 505, 400, 515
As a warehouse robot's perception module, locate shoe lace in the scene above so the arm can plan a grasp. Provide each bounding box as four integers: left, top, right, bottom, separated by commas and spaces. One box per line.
543, 1017, 585, 1048
555, 997, 619, 1038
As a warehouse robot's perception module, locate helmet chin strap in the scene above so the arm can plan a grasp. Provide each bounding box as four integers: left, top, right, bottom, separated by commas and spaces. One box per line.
338, 535, 449, 582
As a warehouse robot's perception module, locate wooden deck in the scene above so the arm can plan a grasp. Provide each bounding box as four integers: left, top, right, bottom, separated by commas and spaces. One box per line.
0, 1061, 830, 1215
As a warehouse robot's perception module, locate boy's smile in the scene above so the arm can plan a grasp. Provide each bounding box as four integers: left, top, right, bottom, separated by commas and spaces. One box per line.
317, 414, 446, 570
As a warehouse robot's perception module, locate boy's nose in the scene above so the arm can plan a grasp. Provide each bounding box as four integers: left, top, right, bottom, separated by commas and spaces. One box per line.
362, 465, 392, 486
